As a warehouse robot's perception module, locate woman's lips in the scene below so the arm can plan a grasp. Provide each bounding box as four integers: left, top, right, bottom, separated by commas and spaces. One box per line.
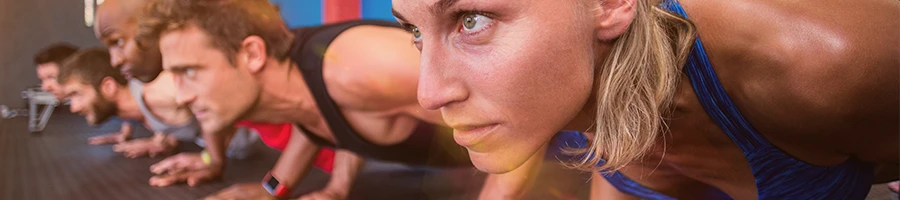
452, 123, 499, 149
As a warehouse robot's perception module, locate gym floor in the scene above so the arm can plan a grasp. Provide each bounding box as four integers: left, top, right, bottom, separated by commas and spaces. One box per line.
0, 107, 892, 200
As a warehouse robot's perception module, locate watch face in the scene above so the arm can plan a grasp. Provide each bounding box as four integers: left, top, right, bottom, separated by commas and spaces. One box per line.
264, 176, 280, 193
266, 176, 280, 188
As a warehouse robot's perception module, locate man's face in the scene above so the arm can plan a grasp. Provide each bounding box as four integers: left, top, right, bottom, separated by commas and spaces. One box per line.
36, 63, 64, 98
61, 79, 117, 125
159, 25, 262, 135
94, 2, 164, 82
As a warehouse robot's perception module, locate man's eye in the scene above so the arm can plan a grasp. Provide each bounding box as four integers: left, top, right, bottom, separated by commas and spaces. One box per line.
185, 68, 196, 77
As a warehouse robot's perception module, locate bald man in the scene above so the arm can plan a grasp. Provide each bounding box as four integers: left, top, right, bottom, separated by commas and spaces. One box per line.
93, 0, 163, 83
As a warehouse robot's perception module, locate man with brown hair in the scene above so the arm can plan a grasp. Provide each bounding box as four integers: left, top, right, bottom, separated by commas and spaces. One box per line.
58, 47, 186, 158
33, 43, 78, 98
33, 43, 135, 142
134, 0, 541, 199
58, 46, 259, 167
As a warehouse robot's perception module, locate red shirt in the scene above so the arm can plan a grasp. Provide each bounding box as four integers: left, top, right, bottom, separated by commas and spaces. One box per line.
235, 121, 334, 173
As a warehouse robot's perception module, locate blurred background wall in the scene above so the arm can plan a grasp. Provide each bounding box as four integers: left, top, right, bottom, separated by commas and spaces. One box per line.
0, 0, 396, 107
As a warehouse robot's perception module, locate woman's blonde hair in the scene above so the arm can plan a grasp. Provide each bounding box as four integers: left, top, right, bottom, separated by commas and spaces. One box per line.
571, 0, 696, 172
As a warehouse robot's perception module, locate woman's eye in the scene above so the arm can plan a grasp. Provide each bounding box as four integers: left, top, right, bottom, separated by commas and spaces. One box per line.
461, 14, 493, 32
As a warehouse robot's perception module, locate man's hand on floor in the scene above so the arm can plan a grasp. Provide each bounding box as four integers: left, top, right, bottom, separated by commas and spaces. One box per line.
88, 131, 130, 145
113, 136, 175, 158
203, 182, 277, 200
151, 152, 207, 174
149, 164, 223, 187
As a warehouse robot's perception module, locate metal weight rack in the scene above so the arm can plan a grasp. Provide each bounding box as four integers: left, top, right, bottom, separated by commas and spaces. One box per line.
1, 87, 59, 132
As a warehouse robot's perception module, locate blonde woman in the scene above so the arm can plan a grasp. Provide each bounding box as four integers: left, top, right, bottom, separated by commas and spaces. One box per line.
391, 0, 899, 199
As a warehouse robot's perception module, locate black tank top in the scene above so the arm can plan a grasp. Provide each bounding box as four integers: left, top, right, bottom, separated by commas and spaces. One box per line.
288, 20, 471, 167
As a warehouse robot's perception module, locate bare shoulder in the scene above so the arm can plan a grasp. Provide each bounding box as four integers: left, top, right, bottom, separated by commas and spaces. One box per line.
322, 25, 422, 111
681, 0, 899, 69
141, 72, 178, 106
681, 0, 899, 162
140, 72, 194, 124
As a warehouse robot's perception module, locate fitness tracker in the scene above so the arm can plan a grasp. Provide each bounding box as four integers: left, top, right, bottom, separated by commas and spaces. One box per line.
261, 172, 291, 198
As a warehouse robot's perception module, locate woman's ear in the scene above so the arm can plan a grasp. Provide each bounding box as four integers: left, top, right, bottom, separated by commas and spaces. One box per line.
594, 0, 636, 41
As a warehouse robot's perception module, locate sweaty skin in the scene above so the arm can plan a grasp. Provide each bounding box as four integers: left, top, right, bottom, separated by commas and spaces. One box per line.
391, 0, 898, 199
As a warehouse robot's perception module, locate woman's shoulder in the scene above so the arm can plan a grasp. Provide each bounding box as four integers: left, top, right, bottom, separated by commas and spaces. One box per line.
682, 0, 897, 117
681, 0, 898, 62
678, 0, 898, 162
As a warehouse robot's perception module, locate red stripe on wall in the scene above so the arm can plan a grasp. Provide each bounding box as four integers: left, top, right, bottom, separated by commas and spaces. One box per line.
324, 0, 361, 23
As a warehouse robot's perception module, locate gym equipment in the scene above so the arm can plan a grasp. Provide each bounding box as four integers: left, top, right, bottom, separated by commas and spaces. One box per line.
18, 87, 59, 132
1, 105, 28, 118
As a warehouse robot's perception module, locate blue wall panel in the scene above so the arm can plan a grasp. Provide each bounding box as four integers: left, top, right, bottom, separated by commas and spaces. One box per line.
272, 0, 396, 27
271, 0, 323, 27
362, 0, 396, 22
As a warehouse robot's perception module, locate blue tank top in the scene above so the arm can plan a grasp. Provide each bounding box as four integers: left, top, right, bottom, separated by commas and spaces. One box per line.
547, 0, 875, 199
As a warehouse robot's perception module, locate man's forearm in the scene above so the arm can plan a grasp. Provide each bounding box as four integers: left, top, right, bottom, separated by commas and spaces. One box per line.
120, 122, 132, 135
203, 125, 236, 168
271, 126, 321, 188
152, 132, 168, 143
323, 149, 365, 194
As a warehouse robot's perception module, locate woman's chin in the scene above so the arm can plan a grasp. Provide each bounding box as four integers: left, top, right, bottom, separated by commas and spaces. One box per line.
467, 149, 527, 174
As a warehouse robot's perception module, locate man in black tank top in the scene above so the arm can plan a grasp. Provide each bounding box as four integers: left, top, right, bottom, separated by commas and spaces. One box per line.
132, 0, 543, 199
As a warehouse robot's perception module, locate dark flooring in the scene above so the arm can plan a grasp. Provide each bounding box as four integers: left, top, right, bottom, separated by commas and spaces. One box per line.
0, 107, 592, 200
0, 107, 893, 200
